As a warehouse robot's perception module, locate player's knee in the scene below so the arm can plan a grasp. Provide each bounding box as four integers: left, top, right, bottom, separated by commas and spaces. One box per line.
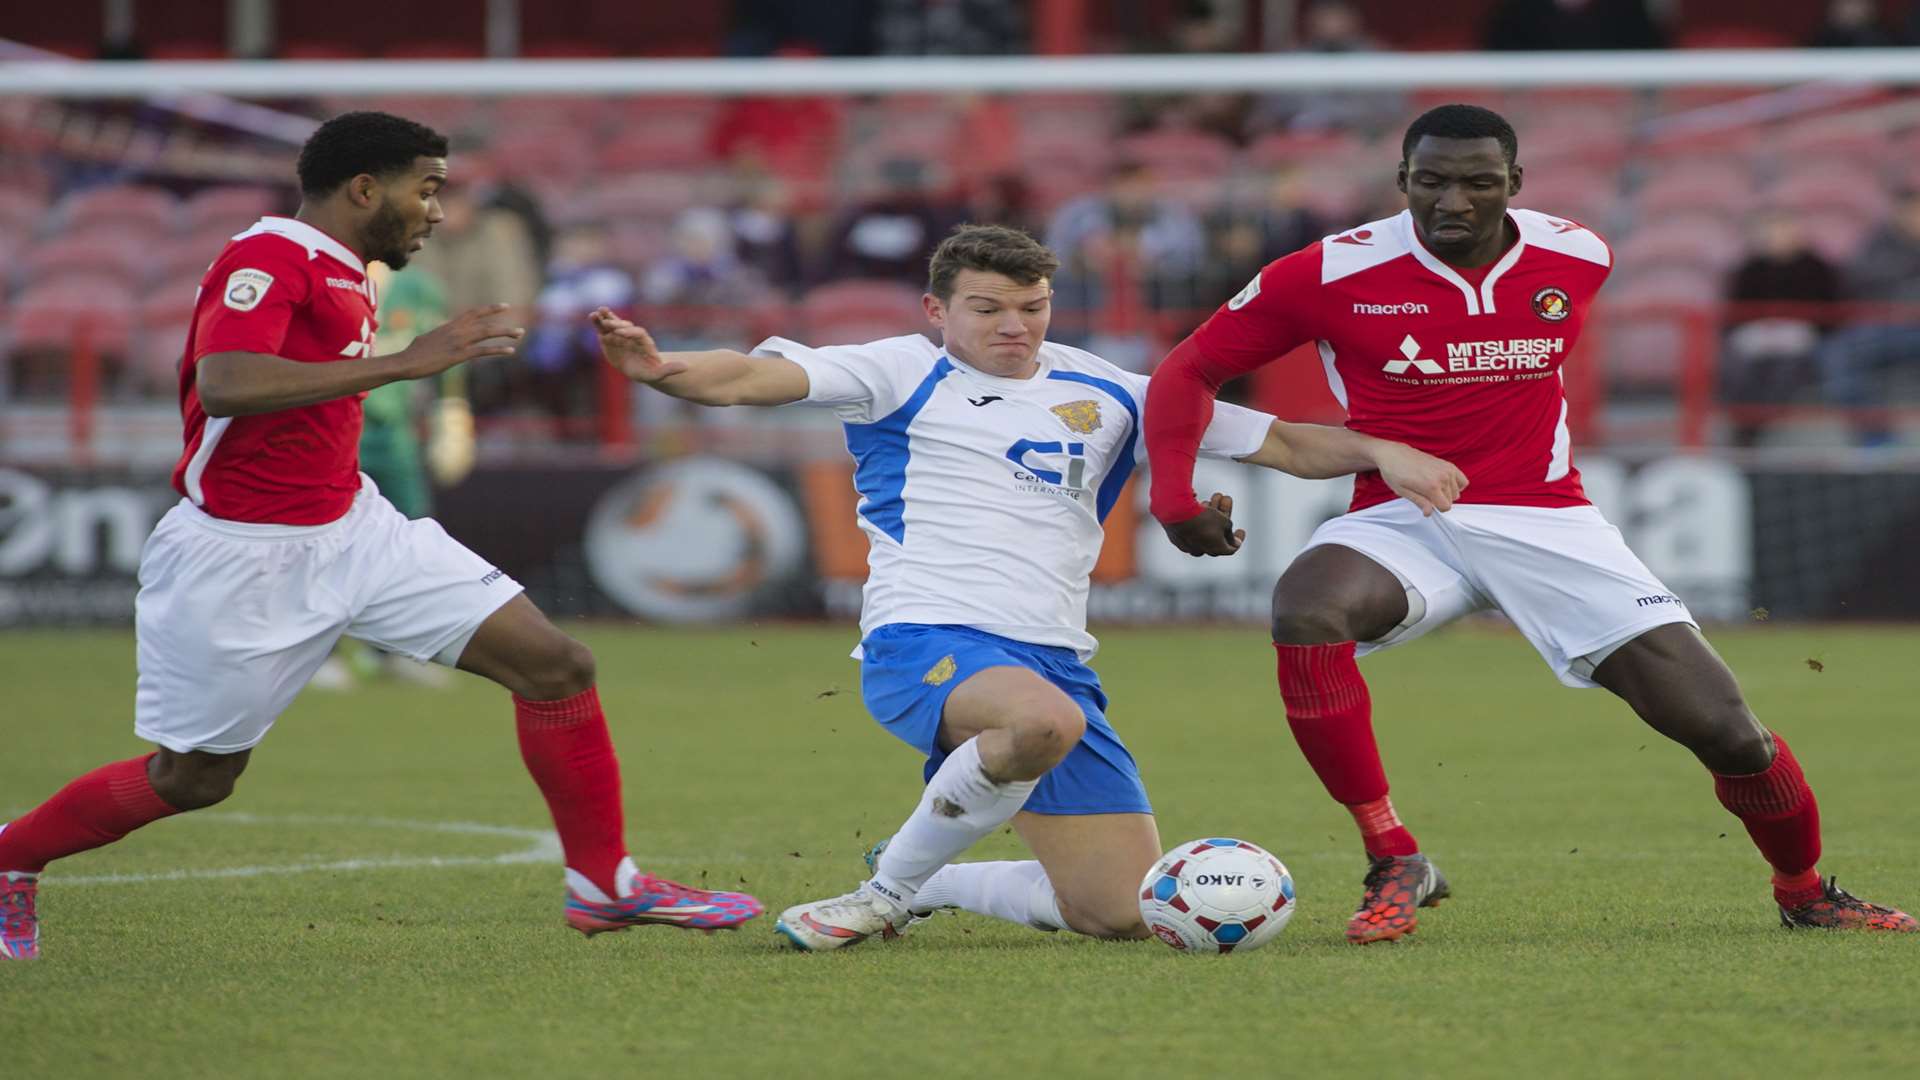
1270, 605, 1354, 645
1008, 699, 1085, 774
520, 636, 596, 700
1697, 711, 1772, 774
150, 757, 245, 811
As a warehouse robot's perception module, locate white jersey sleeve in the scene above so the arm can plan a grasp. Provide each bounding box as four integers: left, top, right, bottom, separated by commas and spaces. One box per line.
752, 334, 941, 424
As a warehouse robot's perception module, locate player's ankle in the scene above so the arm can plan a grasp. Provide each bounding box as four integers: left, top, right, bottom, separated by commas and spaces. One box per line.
1773, 868, 1823, 908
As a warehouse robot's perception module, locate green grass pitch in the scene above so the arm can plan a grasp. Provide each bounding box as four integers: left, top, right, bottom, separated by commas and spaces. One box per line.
3, 623, 1917, 1078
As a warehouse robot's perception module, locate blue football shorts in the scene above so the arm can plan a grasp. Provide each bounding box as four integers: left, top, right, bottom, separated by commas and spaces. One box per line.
857, 623, 1153, 816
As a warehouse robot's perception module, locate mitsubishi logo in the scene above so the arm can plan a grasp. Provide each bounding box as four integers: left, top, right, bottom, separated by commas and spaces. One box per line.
1382, 334, 1443, 375
339, 318, 375, 358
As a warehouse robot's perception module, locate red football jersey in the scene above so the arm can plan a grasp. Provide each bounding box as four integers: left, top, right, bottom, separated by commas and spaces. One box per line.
1186, 208, 1611, 513
171, 217, 379, 525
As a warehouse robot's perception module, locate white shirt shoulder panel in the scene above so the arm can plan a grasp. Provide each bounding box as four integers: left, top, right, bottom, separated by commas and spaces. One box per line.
1511, 208, 1612, 267
1321, 211, 1416, 283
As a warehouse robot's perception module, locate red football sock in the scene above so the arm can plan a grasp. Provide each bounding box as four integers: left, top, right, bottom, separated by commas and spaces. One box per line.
1712, 732, 1824, 907
515, 686, 627, 897
1276, 642, 1419, 858
0, 753, 180, 874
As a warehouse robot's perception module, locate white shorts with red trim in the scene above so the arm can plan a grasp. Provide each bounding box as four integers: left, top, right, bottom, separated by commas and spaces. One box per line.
1305, 501, 1696, 688
132, 477, 523, 754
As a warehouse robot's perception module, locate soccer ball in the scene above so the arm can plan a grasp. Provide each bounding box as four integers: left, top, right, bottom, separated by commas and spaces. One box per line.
1138, 837, 1296, 954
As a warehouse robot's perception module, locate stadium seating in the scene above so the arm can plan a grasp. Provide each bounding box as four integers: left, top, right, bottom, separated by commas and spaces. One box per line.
800, 280, 926, 345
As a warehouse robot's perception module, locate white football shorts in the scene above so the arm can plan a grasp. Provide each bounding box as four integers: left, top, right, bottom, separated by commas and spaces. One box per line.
1304, 501, 1697, 688
133, 476, 524, 754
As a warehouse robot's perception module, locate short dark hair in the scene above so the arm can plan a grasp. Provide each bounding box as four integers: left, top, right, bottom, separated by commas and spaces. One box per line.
927, 224, 1060, 300
296, 111, 449, 197
1402, 104, 1518, 166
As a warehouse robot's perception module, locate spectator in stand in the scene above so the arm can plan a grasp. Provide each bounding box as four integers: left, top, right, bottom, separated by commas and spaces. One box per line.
822, 157, 968, 287
726, 169, 806, 294
1811, 0, 1900, 46
1719, 209, 1841, 447
642, 208, 770, 339
872, 0, 1027, 54
1252, 0, 1404, 136
523, 225, 641, 420
406, 185, 543, 417
968, 172, 1039, 238
1483, 0, 1667, 50
1818, 188, 1920, 446
1201, 168, 1324, 306
1046, 160, 1206, 372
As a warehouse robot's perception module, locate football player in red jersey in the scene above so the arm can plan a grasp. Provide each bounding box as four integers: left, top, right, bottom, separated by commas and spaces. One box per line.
0, 113, 760, 961
1142, 104, 1914, 942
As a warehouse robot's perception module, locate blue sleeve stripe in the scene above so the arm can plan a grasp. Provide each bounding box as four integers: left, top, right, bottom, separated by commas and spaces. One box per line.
842, 357, 953, 544
1046, 369, 1139, 523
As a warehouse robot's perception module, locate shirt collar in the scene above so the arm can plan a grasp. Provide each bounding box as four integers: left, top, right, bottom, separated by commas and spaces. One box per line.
233, 216, 367, 275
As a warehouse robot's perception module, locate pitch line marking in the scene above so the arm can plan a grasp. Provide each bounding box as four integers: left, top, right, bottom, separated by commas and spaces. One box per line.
44, 812, 563, 888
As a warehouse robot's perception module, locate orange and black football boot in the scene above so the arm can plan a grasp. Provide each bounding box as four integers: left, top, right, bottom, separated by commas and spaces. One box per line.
1778, 878, 1917, 932
1347, 853, 1450, 944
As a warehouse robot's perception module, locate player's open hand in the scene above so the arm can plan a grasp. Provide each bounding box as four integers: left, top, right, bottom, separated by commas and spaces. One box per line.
1161, 492, 1247, 557
591, 306, 688, 384
397, 304, 525, 378
1375, 443, 1468, 516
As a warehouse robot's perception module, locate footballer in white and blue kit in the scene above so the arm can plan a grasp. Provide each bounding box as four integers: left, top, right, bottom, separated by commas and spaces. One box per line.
591, 224, 1469, 951
751, 329, 1267, 819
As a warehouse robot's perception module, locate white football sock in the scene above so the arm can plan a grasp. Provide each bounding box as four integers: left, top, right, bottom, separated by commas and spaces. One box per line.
913, 860, 1067, 932
868, 736, 1036, 911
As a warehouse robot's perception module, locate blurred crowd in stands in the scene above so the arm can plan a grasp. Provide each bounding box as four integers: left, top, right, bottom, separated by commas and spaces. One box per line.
5, 0, 1920, 450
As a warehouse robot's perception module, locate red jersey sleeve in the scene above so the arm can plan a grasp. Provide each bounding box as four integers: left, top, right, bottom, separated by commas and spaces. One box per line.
1145, 244, 1323, 523
192, 238, 314, 360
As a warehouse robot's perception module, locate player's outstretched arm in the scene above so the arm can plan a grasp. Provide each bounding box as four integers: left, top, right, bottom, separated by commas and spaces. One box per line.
590, 307, 808, 407
1239, 422, 1469, 516
196, 304, 524, 418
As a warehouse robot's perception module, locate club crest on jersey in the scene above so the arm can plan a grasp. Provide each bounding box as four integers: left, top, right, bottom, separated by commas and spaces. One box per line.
223, 268, 274, 311
922, 655, 958, 686
1050, 399, 1103, 434
1532, 286, 1572, 323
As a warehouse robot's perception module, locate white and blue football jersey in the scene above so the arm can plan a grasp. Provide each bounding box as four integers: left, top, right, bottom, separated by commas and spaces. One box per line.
754, 334, 1275, 658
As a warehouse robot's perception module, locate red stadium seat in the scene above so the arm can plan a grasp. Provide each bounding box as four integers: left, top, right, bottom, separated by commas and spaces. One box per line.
1606, 266, 1724, 310
1763, 171, 1889, 221
1615, 215, 1746, 273
133, 321, 193, 390
0, 189, 47, 232
1633, 168, 1755, 218
6, 283, 137, 354
587, 172, 714, 224
800, 280, 926, 345
19, 235, 153, 290
182, 187, 282, 233
1598, 319, 1691, 387
1116, 129, 1236, 179
137, 289, 199, 331
1244, 131, 1366, 171
55, 186, 179, 235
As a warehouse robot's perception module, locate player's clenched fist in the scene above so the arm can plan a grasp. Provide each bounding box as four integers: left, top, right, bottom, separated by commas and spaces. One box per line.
590, 306, 688, 384
1162, 491, 1247, 558
1374, 444, 1469, 517
397, 303, 525, 377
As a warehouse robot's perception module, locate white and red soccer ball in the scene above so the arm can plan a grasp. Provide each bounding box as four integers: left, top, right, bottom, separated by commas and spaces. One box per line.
1139, 837, 1296, 954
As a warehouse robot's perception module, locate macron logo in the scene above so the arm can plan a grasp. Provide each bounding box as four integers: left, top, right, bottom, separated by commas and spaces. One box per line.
1353, 302, 1429, 316
1382, 334, 1443, 375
